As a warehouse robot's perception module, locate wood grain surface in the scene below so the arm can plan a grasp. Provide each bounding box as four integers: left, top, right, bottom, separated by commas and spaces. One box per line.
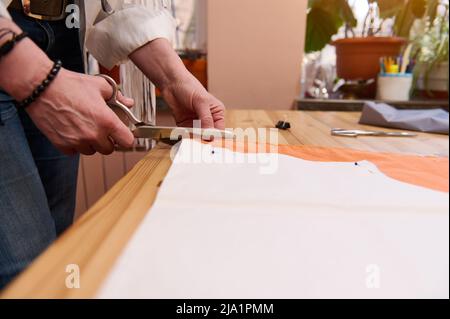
2, 110, 448, 298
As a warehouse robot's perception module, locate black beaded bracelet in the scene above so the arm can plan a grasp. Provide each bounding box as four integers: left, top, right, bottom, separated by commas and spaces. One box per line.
16, 60, 63, 109
0, 31, 28, 58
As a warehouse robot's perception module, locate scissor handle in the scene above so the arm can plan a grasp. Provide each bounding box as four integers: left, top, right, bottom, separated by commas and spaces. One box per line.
96, 74, 144, 126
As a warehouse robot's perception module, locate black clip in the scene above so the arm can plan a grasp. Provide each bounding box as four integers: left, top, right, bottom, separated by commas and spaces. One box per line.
276, 121, 291, 130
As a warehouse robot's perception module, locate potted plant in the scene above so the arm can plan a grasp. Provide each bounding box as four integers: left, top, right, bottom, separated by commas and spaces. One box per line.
411, 1, 449, 98
305, 0, 438, 81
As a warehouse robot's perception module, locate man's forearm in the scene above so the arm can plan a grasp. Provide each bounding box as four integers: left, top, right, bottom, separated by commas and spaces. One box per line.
129, 38, 192, 91
0, 18, 53, 101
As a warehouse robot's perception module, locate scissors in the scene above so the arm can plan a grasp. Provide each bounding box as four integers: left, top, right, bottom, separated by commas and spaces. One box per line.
331, 128, 417, 138
97, 74, 234, 144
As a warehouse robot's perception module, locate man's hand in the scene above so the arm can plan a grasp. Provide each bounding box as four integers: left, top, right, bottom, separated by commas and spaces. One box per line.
26, 69, 135, 155
0, 18, 135, 156
130, 38, 225, 130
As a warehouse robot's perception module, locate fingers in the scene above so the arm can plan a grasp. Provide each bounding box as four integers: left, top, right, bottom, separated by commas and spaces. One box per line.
109, 123, 135, 149
176, 118, 195, 127
62, 135, 121, 156
90, 136, 115, 155
76, 126, 131, 156
189, 87, 226, 130
194, 102, 215, 129
57, 141, 95, 156
53, 138, 95, 156
211, 104, 226, 130
97, 75, 115, 101
105, 110, 135, 149
117, 91, 134, 108
77, 97, 133, 155
194, 101, 226, 130
77, 144, 97, 156
94, 76, 135, 152
32, 71, 136, 157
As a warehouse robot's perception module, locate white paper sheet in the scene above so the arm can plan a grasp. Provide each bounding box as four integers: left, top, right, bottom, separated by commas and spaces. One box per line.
98, 140, 449, 299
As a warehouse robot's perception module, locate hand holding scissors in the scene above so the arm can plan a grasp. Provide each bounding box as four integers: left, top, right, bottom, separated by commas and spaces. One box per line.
97, 74, 234, 144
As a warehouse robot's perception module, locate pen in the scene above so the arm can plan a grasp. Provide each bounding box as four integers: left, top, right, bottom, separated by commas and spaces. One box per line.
380, 57, 385, 74
401, 44, 413, 74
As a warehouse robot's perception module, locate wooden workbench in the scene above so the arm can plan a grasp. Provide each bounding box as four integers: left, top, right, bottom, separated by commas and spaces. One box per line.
2, 110, 449, 298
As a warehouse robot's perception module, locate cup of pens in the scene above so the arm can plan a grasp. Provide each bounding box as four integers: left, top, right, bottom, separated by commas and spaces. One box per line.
377, 46, 414, 101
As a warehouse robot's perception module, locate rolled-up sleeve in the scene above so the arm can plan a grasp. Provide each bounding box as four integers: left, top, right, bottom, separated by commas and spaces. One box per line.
86, 3, 176, 69
0, 2, 11, 18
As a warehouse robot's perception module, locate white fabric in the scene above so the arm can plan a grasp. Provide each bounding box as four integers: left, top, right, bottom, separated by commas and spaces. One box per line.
0, 0, 176, 69
98, 140, 449, 299
0, 1, 10, 18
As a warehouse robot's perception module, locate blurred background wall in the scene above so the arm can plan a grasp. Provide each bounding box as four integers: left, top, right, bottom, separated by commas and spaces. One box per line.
207, 0, 308, 109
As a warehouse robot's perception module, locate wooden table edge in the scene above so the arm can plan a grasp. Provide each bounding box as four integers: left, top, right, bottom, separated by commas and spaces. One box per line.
1, 144, 173, 299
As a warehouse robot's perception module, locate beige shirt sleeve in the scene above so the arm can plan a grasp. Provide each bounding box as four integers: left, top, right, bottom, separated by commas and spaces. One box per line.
0, 1, 11, 19
85, 0, 176, 69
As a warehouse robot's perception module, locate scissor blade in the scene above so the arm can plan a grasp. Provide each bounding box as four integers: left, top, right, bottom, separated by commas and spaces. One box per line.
378, 132, 417, 137
332, 129, 417, 137
133, 126, 173, 140
133, 126, 235, 141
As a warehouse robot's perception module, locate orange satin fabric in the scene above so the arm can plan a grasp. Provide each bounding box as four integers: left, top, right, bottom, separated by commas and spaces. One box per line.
210, 140, 449, 193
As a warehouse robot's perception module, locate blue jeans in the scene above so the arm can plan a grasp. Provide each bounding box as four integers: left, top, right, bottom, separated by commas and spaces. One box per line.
0, 10, 84, 289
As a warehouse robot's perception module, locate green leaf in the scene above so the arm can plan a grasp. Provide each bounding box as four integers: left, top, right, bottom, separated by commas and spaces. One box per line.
308, 0, 317, 8
411, 0, 427, 18
376, 0, 405, 18
305, 0, 356, 52
308, 0, 356, 26
426, 0, 440, 23
305, 7, 343, 53
339, 0, 357, 27
394, 0, 426, 37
